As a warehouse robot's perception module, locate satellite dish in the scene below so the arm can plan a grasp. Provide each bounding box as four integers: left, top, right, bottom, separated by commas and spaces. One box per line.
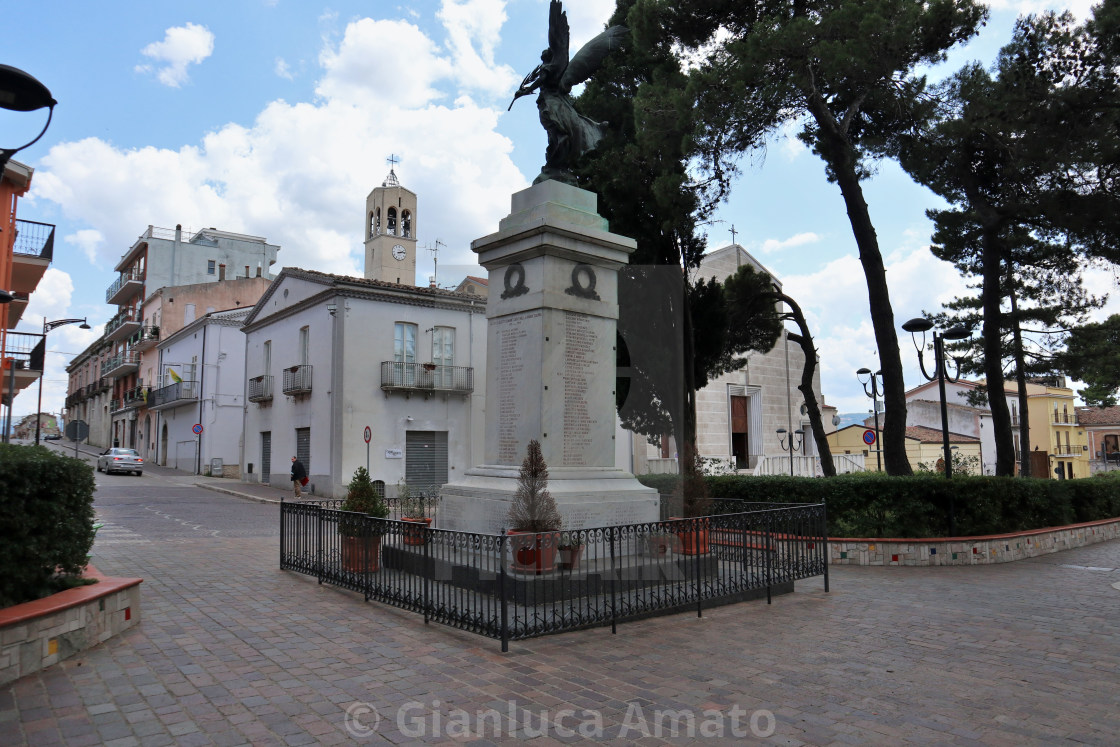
832, 414, 841, 426
799, 403, 808, 415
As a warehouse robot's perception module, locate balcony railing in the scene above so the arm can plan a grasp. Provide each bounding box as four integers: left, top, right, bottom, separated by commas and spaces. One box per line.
248, 374, 274, 402
13, 219, 55, 260
0, 331, 43, 370
105, 309, 142, 342
123, 385, 150, 406
282, 365, 312, 395
101, 351, 139, 378
380, 361, 474, 396
150, 380, 199, 410
1052, 411, 1077, 425
128, 325, 160, 352
106, 268, 145, 305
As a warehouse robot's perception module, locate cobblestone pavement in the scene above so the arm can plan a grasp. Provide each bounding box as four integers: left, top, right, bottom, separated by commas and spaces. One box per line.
4, 454, 1120, 745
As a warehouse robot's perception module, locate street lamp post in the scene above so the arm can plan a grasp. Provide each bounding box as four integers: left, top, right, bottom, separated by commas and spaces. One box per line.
902, 317, 970, 534
856, 367, 884, 472
35, 318, 90, 446
0, 64, 57, 175
776, 427, 805, 477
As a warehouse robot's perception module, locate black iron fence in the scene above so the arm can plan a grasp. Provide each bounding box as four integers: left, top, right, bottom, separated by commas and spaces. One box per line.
280, 499, 827, 650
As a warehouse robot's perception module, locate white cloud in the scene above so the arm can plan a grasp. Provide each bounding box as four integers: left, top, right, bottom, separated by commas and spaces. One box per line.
759, 232, 820, 255
437, 0, 519, 97
34, 15, 527, 284
136, 23, 215, 88
561, 0, 619, 49
987, 0, 1097, 20
275, 58, 294, 80
65, 229, 105, 265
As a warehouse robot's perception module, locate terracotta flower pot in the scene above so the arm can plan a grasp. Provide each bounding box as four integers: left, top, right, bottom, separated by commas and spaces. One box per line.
341, 534, 383, 572
670, 518, 711, 555
402, 517, 432, 546
508, 530, 559, 574
558, 545, 583, 571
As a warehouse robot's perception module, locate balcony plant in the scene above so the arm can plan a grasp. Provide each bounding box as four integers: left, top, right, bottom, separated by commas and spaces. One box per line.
507, 439, 562, 573
398, 480, 433, 546
339, 467, 389, 572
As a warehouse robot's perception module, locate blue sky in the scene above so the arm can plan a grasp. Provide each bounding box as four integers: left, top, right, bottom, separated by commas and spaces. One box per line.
4, 0, 1111, 421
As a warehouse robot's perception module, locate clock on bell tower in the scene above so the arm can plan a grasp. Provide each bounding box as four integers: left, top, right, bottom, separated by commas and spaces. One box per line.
363, 158, 418, 285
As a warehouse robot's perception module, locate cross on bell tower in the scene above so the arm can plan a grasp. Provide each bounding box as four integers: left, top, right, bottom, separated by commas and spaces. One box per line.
363, 155, 418, 285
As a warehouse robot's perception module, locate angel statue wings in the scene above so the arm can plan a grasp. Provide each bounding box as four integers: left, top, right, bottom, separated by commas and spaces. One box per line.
508, 0, 627, 185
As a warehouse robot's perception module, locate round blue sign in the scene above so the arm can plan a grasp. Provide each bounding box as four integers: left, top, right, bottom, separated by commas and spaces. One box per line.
192, 423, 204, 435
862, 429, 876, 445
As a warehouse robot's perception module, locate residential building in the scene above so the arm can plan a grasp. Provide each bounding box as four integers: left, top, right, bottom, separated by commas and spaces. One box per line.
452, 275, 488, 299
903, 376, 1089, 478
95, 225, 279, 450
149, 307, 252, 474
869, 399, 993, 474
623, 244, 833, 475
64, 338, 112, 447
1076, 405, 1120, 475
1, 159, 54, 434
241, 170, 486, 497
825, 423, 982, 473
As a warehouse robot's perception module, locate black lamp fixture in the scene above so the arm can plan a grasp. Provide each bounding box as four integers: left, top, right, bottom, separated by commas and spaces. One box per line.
856, 367, 884, 471
35, 317, 91, 446
0, 64, 57, 175
776, 427, 805, 477
902, 316, 970, 533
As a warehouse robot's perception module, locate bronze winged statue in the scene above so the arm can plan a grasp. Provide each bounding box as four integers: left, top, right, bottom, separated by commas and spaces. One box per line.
509, 0, 627, 185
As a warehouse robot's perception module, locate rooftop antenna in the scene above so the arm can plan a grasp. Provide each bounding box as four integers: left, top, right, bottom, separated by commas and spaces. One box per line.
427, 239, 445, 287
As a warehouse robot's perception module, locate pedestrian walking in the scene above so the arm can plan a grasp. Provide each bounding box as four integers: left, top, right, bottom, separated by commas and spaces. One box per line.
291, 455, 307, 498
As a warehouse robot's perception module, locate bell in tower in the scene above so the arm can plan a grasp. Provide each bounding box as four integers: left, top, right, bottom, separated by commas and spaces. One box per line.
363, 155, 418, 285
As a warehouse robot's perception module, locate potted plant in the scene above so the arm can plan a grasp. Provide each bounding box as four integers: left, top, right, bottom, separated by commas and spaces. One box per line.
644, 530, 676, 557
339, 467, 389, 572
398, 480, 432, 546
507, 439, 562, 573
557, 531, 584, 571
670, 444, 712, 555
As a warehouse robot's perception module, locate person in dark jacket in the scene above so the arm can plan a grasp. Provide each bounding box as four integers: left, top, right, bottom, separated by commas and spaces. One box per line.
291, 456, 307, 498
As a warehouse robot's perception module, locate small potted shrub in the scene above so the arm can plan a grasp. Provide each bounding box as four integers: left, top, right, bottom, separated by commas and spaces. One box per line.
644, 530, 676, 557
399, 480, 433, 546
670, 444, 712, 555
339, 467, 389, 572
507, 439, 562, 573
557, 531, 584, 571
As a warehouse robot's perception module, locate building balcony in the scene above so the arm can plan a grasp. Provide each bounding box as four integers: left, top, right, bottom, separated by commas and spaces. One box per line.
128, 325, 160, 352
10, 219, 54, 295
106, 268, 145, 305
282, 365, 312, 395
247, 374, 273, 403
0, 331, 44, 400
4, 291, 29, 328
101, 351, 139, 378
1051, 412, 1077, 425
380, 361, 474, 397
149, 380, 199, 410
123, 384, 150, 407
105, 309, 142, 342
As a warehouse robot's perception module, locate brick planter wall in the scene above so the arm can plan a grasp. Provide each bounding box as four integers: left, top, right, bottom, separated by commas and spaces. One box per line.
830, 518, 1120, 567
0, 568, 142, 686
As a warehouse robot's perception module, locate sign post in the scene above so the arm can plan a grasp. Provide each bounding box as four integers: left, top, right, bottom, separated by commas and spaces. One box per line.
65, 419, 89, 459
363, 426, 372, 472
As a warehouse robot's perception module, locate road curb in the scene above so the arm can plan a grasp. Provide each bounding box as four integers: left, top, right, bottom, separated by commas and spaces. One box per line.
194, 482, 282, 505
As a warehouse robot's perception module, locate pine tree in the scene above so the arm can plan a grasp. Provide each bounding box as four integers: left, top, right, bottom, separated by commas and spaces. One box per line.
508, 440, 562, 532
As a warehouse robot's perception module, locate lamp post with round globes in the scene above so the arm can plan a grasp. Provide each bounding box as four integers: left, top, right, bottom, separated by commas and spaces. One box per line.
856, 367, 884, 472
776, 427, 805, 477
35, 318, 90, 446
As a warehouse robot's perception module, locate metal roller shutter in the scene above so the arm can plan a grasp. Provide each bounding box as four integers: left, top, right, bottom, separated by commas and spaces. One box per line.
405, 431, 448, 492
261, 431, 272, 483
296, 428, 311, 474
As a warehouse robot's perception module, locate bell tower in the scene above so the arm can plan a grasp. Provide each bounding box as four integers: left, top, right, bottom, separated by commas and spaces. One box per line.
364, 157, 418, 285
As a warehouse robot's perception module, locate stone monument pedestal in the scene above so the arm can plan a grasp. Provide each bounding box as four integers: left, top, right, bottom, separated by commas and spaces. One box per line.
439, 181, 659, 534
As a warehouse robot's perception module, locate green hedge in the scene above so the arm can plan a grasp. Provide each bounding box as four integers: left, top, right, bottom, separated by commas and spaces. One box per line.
0, 444, 97, 608
637, 472, 1120, 538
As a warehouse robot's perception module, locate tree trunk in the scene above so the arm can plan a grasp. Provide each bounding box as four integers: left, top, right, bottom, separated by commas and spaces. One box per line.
806, 100, 911, 475
979, 222, 1017, 476
1008, 286, 1032, 476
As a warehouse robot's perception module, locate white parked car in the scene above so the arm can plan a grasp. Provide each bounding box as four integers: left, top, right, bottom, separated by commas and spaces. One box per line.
97, 448, 144, 475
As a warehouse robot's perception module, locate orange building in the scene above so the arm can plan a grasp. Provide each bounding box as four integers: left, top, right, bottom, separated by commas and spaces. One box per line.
1, 159, 54, 435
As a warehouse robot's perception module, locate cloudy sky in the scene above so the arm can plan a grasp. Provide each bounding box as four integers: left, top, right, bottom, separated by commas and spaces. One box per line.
4, 0, 1111, 421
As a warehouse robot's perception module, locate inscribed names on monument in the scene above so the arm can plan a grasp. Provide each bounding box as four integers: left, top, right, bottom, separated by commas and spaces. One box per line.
562, 312, 598, 466
493, 311, 539, 464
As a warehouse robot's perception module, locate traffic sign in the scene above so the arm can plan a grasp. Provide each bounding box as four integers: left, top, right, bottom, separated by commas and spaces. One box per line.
192, 423, 204, 435
862, 429, 877, 446
363, 426, 372, 444
65, 420, 90, 442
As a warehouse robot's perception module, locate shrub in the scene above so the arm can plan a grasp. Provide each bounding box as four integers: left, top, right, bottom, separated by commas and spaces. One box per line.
508, 440, 562, 532
0, 444, 97, 608
636, 471, 1120, 538
340, 467, 388, 536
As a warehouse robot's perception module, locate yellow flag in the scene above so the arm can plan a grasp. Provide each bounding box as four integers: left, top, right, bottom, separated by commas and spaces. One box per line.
169, 368, 182, 383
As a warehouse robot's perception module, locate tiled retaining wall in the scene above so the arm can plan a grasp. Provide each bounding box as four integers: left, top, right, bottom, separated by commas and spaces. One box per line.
0, 570, 142, 686
831, 518, 1120, 567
